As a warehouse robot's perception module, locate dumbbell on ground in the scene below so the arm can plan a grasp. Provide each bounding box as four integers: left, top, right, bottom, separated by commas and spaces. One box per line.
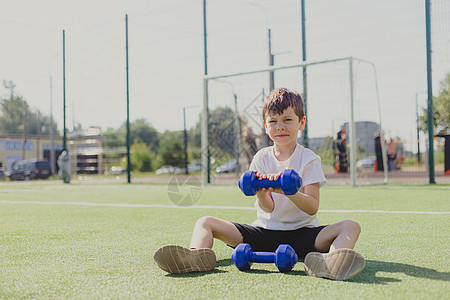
238, 169, 302, 196
231, 243, 298, 273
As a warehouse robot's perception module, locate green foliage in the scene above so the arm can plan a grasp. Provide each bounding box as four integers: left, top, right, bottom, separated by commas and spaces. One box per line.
419, 73, 450, 135
315, 136, 334, 166
127, 119, 159, 152
101, 127, 124, 149
0, 81, 58, 135
191, 106, 247, 164
102, 120, 160, 171
130, 141, 154, 172
159, 132, 185, 168
208, 107, 238, 156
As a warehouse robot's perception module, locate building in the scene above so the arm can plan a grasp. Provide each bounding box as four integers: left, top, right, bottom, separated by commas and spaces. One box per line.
0, 134, 63, 171
68, 127, 104, 174
0, 127, 104, 174
342, 121, 380, 155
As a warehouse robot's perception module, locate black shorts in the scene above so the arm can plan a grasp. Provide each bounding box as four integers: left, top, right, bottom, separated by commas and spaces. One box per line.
232, 222, 327, 260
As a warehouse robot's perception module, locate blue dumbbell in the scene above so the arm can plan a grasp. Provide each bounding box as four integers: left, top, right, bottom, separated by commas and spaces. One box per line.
238, 169, 302, 196
231, 243, 298, 273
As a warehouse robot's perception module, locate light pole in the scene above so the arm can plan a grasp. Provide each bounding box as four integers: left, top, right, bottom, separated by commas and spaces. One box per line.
301, 0, 308, 148
202, 0, 211, 185
212, 80, 243, 175
425, 0, 435, 184
62, 30, 67, 152
183, 105, 198, 175
249, 2, 273, 148
415, 92, 425, 164
49, 53, 58, 176
125, 14, 131, 183
49, 76, 55, 175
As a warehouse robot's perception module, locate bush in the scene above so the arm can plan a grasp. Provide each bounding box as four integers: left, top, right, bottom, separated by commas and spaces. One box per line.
130, 141, 154, 172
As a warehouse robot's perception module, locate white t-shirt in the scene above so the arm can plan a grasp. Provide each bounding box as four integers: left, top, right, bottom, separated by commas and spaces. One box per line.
248, 143, 326, 230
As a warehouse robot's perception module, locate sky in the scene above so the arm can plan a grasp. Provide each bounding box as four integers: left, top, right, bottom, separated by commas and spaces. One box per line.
1, 0, 449, 151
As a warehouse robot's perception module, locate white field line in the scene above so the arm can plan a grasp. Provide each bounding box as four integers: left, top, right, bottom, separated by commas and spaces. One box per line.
0, 200, 449, 215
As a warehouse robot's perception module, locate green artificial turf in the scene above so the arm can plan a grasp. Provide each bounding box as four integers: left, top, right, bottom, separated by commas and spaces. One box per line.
0, 183, 449, 299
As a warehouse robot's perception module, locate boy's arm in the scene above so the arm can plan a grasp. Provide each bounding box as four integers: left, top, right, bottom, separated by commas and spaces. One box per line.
256, 182, 319, 215
255, 189, 275, 213
259, 172, 320, 215
253, 171, 276, 213
284, 183, 320, 215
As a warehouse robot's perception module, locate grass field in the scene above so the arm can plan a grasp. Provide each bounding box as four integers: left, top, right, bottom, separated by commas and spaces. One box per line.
0, 182, 449, 299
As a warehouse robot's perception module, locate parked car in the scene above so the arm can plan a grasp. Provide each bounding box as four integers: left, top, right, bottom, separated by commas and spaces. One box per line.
7, 159, 52, 181
187, 162, 202, 172
110, 166, 127, 175
155, 165, 184, 175
356, 157, 376, 171
215, 159, 238, 174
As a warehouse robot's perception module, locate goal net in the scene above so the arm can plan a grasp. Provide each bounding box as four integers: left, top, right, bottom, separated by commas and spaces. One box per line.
201, 57, 388, 186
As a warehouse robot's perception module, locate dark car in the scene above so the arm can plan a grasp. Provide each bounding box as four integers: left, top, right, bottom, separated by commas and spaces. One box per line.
8, 160, 52, 181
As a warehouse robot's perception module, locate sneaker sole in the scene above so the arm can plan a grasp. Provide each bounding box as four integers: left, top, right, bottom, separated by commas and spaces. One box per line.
153, 245, 216, 274
304, 249, 366, 281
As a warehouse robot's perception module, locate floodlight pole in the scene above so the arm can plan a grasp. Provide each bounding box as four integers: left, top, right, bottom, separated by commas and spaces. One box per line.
183, 107, 188, 175
416, 93, 421, 164
301, 0, 308, 148
183, 105, 199, 175
125, 14, 131, 183
269, 29, 274, 91
202, 0, 211, 185
62, 30, 67, 152
50, 76, 55, 175
234, 93, 242, 175
348, 58, 356, 186
425, 0, 435, 184
202, 79, 209, 185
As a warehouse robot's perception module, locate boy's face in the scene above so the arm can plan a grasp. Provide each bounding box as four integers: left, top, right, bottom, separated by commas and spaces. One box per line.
264, 106, 306, 147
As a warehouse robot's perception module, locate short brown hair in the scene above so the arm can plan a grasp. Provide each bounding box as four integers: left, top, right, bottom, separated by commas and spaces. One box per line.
262, 88, 304, 121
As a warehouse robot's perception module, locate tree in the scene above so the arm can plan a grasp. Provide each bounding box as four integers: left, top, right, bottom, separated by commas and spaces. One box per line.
130, 141, 154, 172
0, 95, 29, 134
0, 81, 58, 135
117, 118, 159, 152
192, 106, 241, 154
102, 127, 124, 149
419, 73, 450, 135
159, 134, 185, 167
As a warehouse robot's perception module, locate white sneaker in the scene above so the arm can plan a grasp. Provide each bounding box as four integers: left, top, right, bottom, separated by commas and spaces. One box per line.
304, 249, 366, 280
154, 245, 216, 274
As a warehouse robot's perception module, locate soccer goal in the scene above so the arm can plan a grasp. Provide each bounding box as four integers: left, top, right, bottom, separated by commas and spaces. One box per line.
201, 57, 388, 186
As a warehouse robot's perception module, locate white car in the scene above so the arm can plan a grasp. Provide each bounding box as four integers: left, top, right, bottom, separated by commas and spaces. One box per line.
356, 157, 376, 171
155, 166, 184, 175
187, 162, 202, 172
215, 160, 238, 174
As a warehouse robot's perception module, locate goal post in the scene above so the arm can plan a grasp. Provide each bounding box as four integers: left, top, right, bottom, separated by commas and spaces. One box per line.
201, 57, 388, 186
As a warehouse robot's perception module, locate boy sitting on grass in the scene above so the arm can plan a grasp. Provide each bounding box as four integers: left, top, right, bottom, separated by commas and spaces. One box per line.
154, 87, 365, 280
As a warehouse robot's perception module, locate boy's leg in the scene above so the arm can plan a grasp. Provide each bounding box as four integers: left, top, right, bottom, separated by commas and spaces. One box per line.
190, 216, 243, 249
304, 220, 365, 281
154, 216, 243, 274
314, 219, 361, 252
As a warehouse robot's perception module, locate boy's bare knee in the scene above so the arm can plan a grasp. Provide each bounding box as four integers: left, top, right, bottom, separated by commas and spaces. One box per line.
196, 216, 211, 225
195, 216, 217, 228
342, 220, 361, 235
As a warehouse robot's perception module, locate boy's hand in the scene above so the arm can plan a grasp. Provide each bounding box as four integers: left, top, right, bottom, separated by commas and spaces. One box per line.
254, 170, 282, 181
254, 171, 285, 195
